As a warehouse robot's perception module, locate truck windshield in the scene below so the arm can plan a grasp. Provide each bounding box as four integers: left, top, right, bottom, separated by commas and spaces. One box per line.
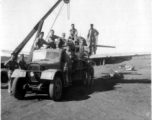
32, 50, 60, 61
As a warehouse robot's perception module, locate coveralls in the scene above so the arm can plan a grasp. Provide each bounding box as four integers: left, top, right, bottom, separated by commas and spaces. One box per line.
87, 28, 99, 55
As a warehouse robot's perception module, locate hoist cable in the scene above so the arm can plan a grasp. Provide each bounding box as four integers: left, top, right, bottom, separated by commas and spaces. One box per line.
51, 2, 64, 29
46, 2, 64, 39
67, 2, 70, 19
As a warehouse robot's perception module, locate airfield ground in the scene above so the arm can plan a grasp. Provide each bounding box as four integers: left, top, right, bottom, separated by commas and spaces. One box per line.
1, 55, 151, 120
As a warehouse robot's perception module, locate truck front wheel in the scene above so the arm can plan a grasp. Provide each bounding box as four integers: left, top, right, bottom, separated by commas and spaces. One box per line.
49, 77, 62, 101
1, 73, 9, 89
12, 77, 26, 100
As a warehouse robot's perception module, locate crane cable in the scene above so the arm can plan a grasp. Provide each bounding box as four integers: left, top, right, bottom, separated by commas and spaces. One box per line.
46, 2, 65, 39
67, 2, 70, 19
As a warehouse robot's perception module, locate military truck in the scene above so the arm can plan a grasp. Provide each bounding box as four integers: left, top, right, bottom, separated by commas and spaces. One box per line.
11, 49, 88, 101
10, 0, 94, 101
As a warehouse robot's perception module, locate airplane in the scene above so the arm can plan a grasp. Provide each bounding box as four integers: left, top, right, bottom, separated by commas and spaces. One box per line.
1, 0, 150, 65
1, 50, 29, 63
1, 49, 150, 66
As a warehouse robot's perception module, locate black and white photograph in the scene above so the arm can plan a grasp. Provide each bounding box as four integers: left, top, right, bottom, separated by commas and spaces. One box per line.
1, 0, 151, 120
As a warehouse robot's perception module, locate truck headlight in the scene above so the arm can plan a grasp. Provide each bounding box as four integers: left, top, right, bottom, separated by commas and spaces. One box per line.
30, 71, 34, 77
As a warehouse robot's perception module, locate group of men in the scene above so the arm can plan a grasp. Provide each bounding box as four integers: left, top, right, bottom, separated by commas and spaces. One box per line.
4, 23, 99, 94
34, 23, 99, 55
4, 54, 27, 95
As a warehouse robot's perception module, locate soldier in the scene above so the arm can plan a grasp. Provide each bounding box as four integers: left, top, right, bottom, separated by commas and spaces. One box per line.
87, 24, 99, 55
61, 33, 67, 45
69, 24, 78, 41
56, 38, 64, 49
57, 33, 67, 48
4, 53, 19, 94
64, 43, 77, 84
47, 30, 59, 49
18, 54, 27, 70
77, 37, 89, 60
34, 32, 48, 50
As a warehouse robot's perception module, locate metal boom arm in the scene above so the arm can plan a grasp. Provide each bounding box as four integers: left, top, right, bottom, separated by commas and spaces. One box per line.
12, 0, 63, 57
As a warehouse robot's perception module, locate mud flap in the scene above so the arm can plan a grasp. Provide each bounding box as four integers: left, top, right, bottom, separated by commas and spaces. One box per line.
41, 70, 56, 80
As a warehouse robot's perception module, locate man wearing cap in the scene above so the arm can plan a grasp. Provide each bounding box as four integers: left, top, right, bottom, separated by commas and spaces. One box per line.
34, 32, 48, 50
69, 24, 78, 41
18, 54, 27, 70
87, 24, 99, 55
4, 54, 19, 94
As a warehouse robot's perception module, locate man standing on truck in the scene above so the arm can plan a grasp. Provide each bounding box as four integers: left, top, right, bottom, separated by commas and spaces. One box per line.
47, 30, 59, 49
18, 54, 27, 70
77, 37, 89, 60
34, 32, 48, 50
61, 33, 67, 45
4, 53, 19, 94
64, 43, 77, 84
56, 33, 67, 49
87, 24, 99, 55
69, 24, 78, 42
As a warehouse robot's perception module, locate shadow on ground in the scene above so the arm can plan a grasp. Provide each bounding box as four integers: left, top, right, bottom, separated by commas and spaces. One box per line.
102, 71, 140, 75
62, 77, 151, 101
23, 77, 151, 101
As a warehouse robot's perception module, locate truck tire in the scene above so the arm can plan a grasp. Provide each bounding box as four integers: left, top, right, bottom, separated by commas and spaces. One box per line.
88, 67, 94, 87
1, 69, 9, 89
1, 73, 9, 89
12, 77, 26, 100
49, 77, 62, 101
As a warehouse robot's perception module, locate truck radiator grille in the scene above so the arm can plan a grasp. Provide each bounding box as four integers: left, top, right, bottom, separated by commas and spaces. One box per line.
28, 64, 41, 83
28, 64, 40, 71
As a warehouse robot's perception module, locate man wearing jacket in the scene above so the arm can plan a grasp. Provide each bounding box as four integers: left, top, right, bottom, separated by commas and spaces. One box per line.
18, 54, 27, 70
4, 53, 19, 94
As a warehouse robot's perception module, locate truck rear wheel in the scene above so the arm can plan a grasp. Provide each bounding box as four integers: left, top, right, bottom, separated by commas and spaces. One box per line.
49, 77, 62, 101
12, 77, 26, 100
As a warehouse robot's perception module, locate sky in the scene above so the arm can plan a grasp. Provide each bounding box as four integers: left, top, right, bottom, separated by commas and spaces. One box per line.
1, 0, 152, 54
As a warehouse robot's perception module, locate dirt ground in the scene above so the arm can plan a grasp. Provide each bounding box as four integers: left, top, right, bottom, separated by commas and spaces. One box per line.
1, 55, 151, 120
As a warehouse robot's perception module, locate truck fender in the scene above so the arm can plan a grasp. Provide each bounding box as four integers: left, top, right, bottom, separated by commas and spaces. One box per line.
40, 69, 62, 80
11, 69, 26, 78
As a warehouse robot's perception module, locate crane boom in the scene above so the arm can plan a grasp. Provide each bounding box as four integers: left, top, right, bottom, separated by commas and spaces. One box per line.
12, 0, 68, 62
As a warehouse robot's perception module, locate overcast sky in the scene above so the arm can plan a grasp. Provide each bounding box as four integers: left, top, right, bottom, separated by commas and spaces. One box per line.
1, 0, 152, 54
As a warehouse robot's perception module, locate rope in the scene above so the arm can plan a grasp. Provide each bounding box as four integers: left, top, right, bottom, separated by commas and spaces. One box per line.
46, 2, 65, 39
67, 3, 70, 20
67, 2, 70, 19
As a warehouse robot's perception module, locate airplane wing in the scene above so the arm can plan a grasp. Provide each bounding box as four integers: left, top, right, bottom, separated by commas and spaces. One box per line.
1, 50, 29, 63
1, 50, 29, 57
90, 52, 150, 65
